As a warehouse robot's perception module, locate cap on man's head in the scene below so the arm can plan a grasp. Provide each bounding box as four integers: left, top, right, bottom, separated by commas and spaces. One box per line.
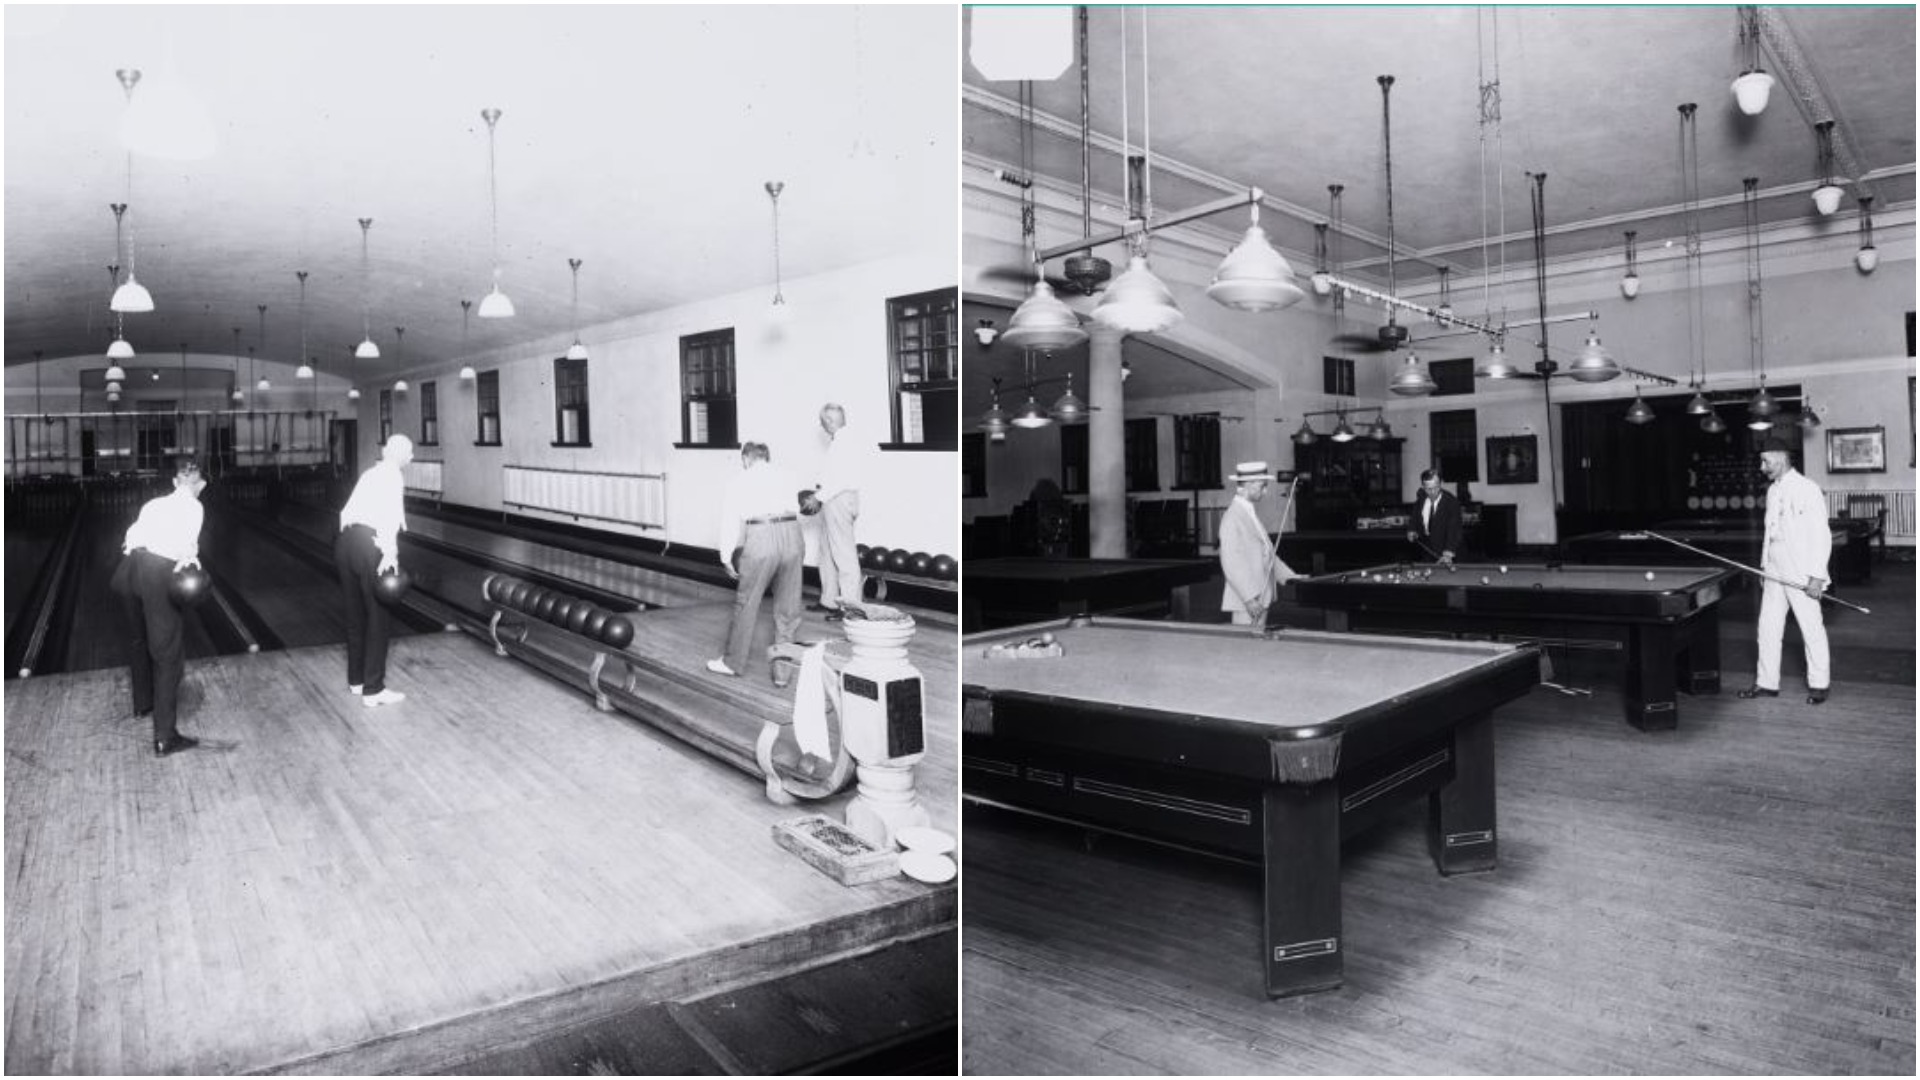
1230, 460, 1276, 484
1761, 437, 1793, 456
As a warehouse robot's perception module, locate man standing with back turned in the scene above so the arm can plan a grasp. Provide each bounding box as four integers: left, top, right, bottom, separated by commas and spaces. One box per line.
337, 434, 412, 708
1739, 437, 1832, 705
111, 457, 208, 757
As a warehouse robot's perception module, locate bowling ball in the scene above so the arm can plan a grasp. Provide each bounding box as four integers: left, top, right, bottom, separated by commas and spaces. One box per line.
565, 602, 593, 635
863, 546, 888, 570
484, 576, 504, 604
535, 592, 558, 622
168, 567, 212, 608
585, 609, 610, 639
888, 550, 911, 572
374, 568, 412, 605
507, 581, 530, 610
552, 599, 575, 627
931, 554, 956, 580
856, 543, 870, 563
908, 552, 933, 576
601, 615, 634, 649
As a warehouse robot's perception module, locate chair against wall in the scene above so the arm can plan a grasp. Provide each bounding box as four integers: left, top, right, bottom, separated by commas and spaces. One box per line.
1842, 494, 1889, 562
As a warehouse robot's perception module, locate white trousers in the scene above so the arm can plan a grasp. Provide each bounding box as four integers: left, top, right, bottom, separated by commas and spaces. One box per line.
817, 491, 862, 610
1756, 578, 1830, 691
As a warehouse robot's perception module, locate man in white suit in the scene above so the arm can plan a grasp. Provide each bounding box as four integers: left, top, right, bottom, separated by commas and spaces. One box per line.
1738, 437, 1833, 705
1218, 461, 1298, 628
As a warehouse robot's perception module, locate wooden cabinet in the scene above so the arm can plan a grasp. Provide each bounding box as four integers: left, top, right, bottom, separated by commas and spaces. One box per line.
1295, 438, 1403, 529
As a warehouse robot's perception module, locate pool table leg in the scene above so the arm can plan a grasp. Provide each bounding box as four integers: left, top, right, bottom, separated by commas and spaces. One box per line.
1261, 783, 1343, 998
1624, 625, 1680, 731
1428, 710, 1498, 875
1684, 612, 1722, 696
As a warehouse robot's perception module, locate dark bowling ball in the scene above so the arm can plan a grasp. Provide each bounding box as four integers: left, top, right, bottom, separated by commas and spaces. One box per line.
888, 550, 911, 572
535, 591, 559, 622
908, 552, 933, 576
168, 567, 212, 608
601, 615, 634, 649
584, 608, 609, 639
864, 546, 889, 570
931, 554, 956, 580
374, 568, 412, 605
507, 581, 531, 610
565, 602, 593, 635
857, 543, 870, 562
552, 598, 575, 627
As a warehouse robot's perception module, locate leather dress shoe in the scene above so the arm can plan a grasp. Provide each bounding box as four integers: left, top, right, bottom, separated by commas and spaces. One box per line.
806, 603, 834, 614
824, 610, 845, 622
154, 734, 200, 758
1807, 688, 1830, 705
1735, 686, 1779, 699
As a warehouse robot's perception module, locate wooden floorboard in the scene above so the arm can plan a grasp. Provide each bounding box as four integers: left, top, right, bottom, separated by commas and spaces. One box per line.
5, 631, 955, 1075
962, 578, 1915, 1074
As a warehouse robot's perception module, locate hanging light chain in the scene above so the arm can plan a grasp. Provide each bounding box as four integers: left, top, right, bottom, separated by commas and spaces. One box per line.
483, 108, 504, 282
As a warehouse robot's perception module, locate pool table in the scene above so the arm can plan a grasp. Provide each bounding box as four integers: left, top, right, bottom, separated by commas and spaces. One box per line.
962, 617, 1538, 997
1290, 562, 1734, 731
961, 555, 1217, 630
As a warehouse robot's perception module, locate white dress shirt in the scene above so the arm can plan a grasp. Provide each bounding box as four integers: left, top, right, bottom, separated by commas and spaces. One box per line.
1762, 468, 1833, 584
816, 428, 867, 501
339, 460, 408, 559
123, 489, 204, 564
718, 461, 800, 558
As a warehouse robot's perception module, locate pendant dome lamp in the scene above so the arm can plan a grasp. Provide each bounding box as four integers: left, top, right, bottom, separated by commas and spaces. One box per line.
1686, 385, 1713, 415
1388, 351, 1437, 397
255, 305, 271, 392
566, 259, 589, 360
346, 345, 361, 402
1049, 372, 1089, 422
1625, 387, 1656, 426
109, 72, 155, 314
1810, 121, 1844, 216
1701, 407, 1728, 435
1620, 230, 1641, 299
1741, 176, 1774, 426
1475, 338, 1520, 380
1310, 223, 1332, 296
231, 326, 246, 404
1797, 396, 1822, 429
1330, 409, 1356, 444
392, 328, 408, 394
458, 299, 476, 382
1730, 6, 1775, 116
1001, 275, 1088, 350
978, 379, 1011, 437
295, 271, 314, 379
1292, 417, 1318, 445
1010, 392, 1052, 429
1567, 318, 1622, 383
1207, 201, 1305, 313
1367, 411, 1393, 441
104, 259, 135, 369
477, 108, 515, 318
1092, 10, 1181, 336
1855, 195, 1878, 273
355, 219, 380, 358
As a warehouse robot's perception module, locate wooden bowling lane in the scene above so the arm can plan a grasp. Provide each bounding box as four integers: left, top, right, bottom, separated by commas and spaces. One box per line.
3, 631, 955, 1075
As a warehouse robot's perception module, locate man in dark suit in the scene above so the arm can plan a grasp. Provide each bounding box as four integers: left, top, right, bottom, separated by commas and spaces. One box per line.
1407, 468, 1463, 566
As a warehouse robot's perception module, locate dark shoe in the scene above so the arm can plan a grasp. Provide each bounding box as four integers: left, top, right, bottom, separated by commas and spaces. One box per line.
1735, 686, 1780, 699
1807, 688, 1830, 705
824, 610, 845, 623
154, 734, 200, 758
806, 603, 834, 613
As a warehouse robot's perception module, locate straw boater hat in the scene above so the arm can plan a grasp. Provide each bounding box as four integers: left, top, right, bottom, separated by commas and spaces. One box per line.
1230, 461, 1277, 484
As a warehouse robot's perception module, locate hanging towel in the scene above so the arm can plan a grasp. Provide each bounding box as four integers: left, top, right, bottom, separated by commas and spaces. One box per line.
791, 642, 832, 759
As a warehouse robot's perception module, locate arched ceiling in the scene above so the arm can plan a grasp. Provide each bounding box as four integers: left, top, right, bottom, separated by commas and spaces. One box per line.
4, 4, 956, 370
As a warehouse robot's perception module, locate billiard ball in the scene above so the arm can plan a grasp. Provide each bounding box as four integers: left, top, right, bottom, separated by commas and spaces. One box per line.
1480, 575, 1491, 585
1499, 565, 1508, 574
1645, 571, 1656, 581
1039, 632, 1056, 645
1533, 582, 1544, 590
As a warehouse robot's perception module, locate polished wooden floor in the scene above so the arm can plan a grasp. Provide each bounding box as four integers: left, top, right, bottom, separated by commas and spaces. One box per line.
6, 575, 956, 1072
963, 563, 1916, 1075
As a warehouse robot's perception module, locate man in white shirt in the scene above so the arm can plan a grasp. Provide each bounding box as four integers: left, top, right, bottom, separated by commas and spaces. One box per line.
1739, 438, 1833, 705
709, 441, 805, 677
807, 403, 863, 623
336, 434, 412, 708
1218, 461, 1298, 628
110, 458, 208, 757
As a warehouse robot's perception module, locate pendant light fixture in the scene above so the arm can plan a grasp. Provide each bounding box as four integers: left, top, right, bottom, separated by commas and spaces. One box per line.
255, 305, 271, 392
1567, 315, 1621, 383
104, 262, 132, 377
1388, 351, 1437, 396
458, 299, 476, 382
1093, 11, 1181, 335
1049, 372, 1089, 422
1316, 184, 1345, 297
1798, 396, 1822, 429
1431, 267, 1453, 325
978, 379, 1011, 437
1625, 387, 1655, 426
1309, 223, 1332, 296
1207, 200, 1305, 313
477, 108, 515, 318
1741, 177, 1774, 429
355, 219, 380, 358
392, 327, 408, 394
1731, 6, 1775, 116
764, 183, 789, 319
1476, 338, 1519, 380
1011, 392, 1052, 429
1367, 410, 1393, 441
231, 326, 245, 404
1620, 230, 1640, 299
1678, 104, 1717, 430
1810, 121, 1844, 216
110, 72, 156, 314
1330, 408, 1356, 444
295, 271, 314, 378
1855, 195, 1878, 273
566, 258, 589, 359
1001, 81, 1088, 351
1292, 417, 1318, 445
346, 345, 361, 402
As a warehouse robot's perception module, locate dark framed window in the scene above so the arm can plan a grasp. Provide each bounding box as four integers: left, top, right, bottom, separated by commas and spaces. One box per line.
553, 356, 590, 446
885, 289, 959, 450
1429, 358, 1476, 396
1125, 416, 1159, 492
678, 329, 738, 448
962, 432, 987, 498
378, 389, 393, 442
419, 380, 438, 446
1060, 423, 1088, 495
1430, 408, 1480, 483
476, 370, 501, 445
1323, 356, 1356, 397
1174, 412, 1223, 490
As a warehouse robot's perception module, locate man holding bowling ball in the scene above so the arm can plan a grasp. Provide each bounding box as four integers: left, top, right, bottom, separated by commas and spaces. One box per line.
110, 457, 208, 757
805, 402, 865, 623
708, 441, 805, 678
336, 434, 413, 708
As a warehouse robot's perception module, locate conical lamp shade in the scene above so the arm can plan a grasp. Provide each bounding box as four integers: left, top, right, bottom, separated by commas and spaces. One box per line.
1010, 395, 1051, 429
1476, 344, 1519, 380
1797, 407, 1822, 429
1732, 70, 1774, 116
1092, 255, 1182, 334
1567, 333, 1621, 382
1686, 391, 1712, 415
106, 381, 122, 394
978, 401, 1011, 435
1049, 385, 1089, 422
566, 340, 590, 361
107, 337, 135, 361
1388, 354, 1436, 396
231, 388, 243, 403
1293, 419, 1317, 445
1701, 409, 1727, 434
1207, 224, 1305, 313
257, 377, 271, 391
1330, 415, 1356, 443
478, 284, 515, 318
1367, 414, 1393, 440
1749, 385, 1777, 417
1625, 395, 1655, 425
1000, 279, 1087, 351
111, 275, 154, 313
104, 363, 128, 383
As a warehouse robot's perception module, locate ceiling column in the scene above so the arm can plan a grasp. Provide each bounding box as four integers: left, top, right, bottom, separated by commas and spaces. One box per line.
1087, 326, 1127, 558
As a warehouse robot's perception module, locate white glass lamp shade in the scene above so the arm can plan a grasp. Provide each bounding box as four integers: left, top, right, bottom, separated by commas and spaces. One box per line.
1388, 353, 1437, 397
566, 340, 590, 361
1310, 271, 1333, 296
1620, 274, 1641, 300
458, 366, 477, 382
1746, 416, 1775, 432
111, 275, 154, 313
1856, 246, 1879, 274
105, 381, 123, 394
347, 387, 361, 401
230, 387, 243, 403
1010, 395, 1052, 429
394, 379, 409, 394
1732, 70, 1775, 116
1567, 333, 1621, 383
1475, 344, 1519, 380
107, 337, 135, 362
104, 363, 128, 383
478, 284, 515, 318
107, 392, 121, 404
256, 377, 271, 391
1812, 184, 1845, 216
356, 338, 381, 359
1093, 255, 1182, 335
296, 362, 314, 379
999, 279, 1087, 351
1207, 224, 1305, 313
1625, 395, 1656, 425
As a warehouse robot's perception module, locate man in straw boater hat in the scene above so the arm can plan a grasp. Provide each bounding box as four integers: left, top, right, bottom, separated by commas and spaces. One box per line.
1218, 460, 1300, 628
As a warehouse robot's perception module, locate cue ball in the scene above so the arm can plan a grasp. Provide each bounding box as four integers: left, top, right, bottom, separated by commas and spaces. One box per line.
1480, 575, 1491, 585
1499, 565, 1508, 574
1645, 571, 1656, 580
1039, 632, 1055, 645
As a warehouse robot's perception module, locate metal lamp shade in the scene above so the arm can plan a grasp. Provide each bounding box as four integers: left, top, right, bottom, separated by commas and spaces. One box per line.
1700, 409, 1727, 434
1567, 334, 1621, 383
1010, 396, 1052, 429
1475, 345, 1520, 380
1092, 255, 1182, 335
1686, 391, 1713, 416
1207, 224, 1305, 313
1000, 279, 1087, 351
1625, 395, 1656, 425
1388, 354, 1436, 397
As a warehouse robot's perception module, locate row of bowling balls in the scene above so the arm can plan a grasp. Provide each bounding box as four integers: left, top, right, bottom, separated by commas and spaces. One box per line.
168, 566, 412, 608
855, 545, 956, 581
484, 575, 635, 648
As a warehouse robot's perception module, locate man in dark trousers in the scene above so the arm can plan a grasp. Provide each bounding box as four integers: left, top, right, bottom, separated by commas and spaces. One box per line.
111, 457, 208, 757
336, 434, 412, 708
1407, 468, 1464, 566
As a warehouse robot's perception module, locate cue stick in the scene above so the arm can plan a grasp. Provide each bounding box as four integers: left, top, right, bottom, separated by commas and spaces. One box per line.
1625, 530, 1872, 615
1267, 472, 1302, 563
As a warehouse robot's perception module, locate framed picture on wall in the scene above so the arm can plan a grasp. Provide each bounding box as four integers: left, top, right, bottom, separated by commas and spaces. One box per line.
1486, 435, 1538, 485
1826, 426, 1887, 474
